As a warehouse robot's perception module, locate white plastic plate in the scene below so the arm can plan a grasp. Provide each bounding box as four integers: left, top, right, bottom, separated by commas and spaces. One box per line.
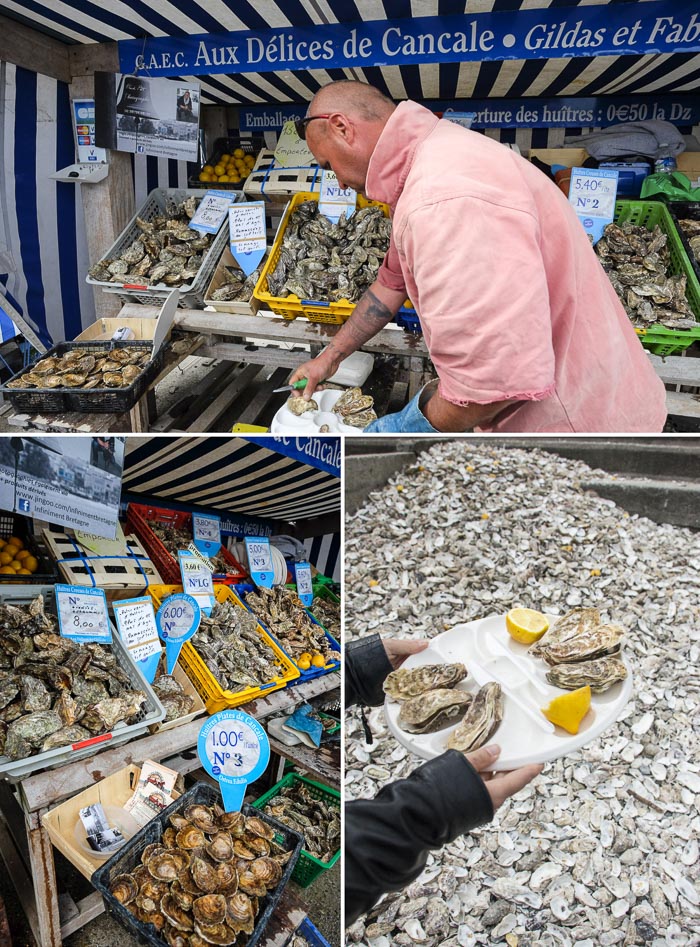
271, 388, 363, 434
384, 612, 633, 770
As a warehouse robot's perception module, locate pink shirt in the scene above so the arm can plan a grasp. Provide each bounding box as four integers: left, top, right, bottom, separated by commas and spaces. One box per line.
367, 102, 667, 433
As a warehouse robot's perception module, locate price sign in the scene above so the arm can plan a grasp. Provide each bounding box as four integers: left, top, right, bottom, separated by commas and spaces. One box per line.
112, 596, 161, 683
245, 536, 273, 589
295, 561, 313, 607
192, 513, 221, 558
319, 170, 356, 224
189, 190, 236, 235
198, 709, 270, 811
56, 584, 111, 644
229, 203, 266, 277
156, 592, 201, 673
178, 551, 215, 614
75, 522, 128, 557
568, 167, 619, 245
273, 120, 315, 169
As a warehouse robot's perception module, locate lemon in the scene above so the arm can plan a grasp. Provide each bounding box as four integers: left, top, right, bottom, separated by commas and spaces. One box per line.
505, 607, 549, 644
233, 148, 245, 159
10, 561, 22, 572
0, 567, 14, 574
203, 164, 214, 173
214, 164, 225, 176
297, 657, 311, 670
0, 552, 12, 566
311, 654, 325, 668
24, 555, 39, 574
8, 537, 23, 550
542, 685, 592, 734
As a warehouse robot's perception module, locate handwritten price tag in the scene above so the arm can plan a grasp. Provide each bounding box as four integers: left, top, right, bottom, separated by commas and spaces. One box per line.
319, 170, 356, 224
568, 167, 619, 244
113, 596, 161, 683
245, 536, 273, 589
229, 203, 266, 277
295, 560, 313, 607
55, 584, 111, 644
273, 120, 315, 169
189, 190, 236, 235
198, 709, 270, 811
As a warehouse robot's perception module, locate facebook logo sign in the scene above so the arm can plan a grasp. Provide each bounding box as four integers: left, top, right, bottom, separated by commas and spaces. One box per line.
18, 498, 31, 513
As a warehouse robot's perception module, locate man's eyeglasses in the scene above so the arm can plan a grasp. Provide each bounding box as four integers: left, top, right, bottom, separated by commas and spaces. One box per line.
294, 114, 331, 140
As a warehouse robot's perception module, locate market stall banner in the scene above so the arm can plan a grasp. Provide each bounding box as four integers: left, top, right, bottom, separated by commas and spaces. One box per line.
0, 63, 94, 347
119, 3, 700, 76
244, 437, 341, 477
0, 436, 125, 540
240, 94, 700, 132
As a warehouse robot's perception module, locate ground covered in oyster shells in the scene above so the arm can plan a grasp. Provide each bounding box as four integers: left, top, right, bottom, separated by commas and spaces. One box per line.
345, 442, 699, 947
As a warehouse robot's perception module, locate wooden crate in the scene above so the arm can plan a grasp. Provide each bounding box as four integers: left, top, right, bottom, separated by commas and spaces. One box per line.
75, 317, 162, 343
204, 245, 263, 315
42, 526, 162, 604
42, 764, 180, 881
243, 149, 322, 204
149, 663, 206, 734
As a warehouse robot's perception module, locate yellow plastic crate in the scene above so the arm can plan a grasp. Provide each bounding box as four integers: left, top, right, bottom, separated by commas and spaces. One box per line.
147, 584, 300, 713
253, 191, 390, 324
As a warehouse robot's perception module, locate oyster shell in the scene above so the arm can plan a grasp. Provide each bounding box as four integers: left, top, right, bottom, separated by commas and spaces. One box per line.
192, 893, 227, 926
185, 804, 217, 833
142, 843, 167, 865
232, 839, 256, 860
111, 873, 138, 905
214, 861, 238, 894
170, 879, 194, 911
384, 663, 468, 701
540, 623, 625, 666
287, 395, 318, 415
194, 921, 237, 945
40, 724, 90, 751
251, 856, 282, 887
398, 688, 472, 734
333, 386, 373, 418
225, 892, 255, 933
447, 682, 503, 752
160, 893, 194, 932
529, 607, 600, 657
546, 656, 628, 693
62, 372, 88, 387
216, 810, 246, 836
176, 825, 206, 850
244, 816, 275, 841
103, 372, 124, 388
149, 850, 191, 882
190, 855, 220, 893
205, 831, 234, 862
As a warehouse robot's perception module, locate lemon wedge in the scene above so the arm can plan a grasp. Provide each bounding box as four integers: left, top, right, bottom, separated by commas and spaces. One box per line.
505, 607, 549, 644
542, 685, 592, 734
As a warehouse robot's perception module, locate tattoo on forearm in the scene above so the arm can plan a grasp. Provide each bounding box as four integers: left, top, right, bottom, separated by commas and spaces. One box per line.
327, 290, 392, 359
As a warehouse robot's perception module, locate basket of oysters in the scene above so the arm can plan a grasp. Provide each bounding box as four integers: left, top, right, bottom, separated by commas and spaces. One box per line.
383, 607, 632, 769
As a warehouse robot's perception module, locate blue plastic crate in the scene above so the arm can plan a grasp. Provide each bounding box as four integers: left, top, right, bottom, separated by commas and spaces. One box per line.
295, 917, 332, 947
234, 583, 340, 683
394, 305, 423, 333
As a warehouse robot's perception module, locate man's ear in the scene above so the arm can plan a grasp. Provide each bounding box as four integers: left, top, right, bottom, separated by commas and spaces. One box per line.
328, 112, 353, 143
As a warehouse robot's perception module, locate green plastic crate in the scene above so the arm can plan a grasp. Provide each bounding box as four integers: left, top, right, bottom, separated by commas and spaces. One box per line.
252, 773, 340, 887
613, 200, 700, 356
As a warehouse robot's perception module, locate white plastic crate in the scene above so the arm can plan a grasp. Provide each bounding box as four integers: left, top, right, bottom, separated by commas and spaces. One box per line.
85, 188, 245, 308
0, 585, 164, 780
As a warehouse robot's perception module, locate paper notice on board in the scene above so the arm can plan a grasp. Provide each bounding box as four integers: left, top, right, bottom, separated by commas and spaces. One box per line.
229, 203, 266, 276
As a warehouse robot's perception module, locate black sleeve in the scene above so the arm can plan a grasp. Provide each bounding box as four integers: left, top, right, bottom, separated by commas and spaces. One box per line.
344, 750, 494, 925
345, 634, 393, 708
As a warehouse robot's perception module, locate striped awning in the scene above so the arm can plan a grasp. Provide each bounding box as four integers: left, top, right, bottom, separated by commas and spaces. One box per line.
122, 436, 341, 524
7, 1, 700, 105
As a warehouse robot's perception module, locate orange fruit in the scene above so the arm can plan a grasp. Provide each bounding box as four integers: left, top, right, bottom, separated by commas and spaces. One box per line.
233, 148, 244, 159
10, 561, 22, 571
0, 552, 12, 566
23, 555, 39, 574
17, 568, 31, 575
0, 567, 15, 574
16, 550, 30, 561
8, 537, 23, 550
3, 545, 18, 559
213, 164, 225, 176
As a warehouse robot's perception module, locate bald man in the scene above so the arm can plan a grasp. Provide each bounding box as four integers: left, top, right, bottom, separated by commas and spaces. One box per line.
288, 80, 666, 433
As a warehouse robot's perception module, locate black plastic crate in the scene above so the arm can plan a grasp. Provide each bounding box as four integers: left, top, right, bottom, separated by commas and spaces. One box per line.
0, 512, 57, 584
92, 782, 303, 947
189, 135, 266, 189
0, 341, 166, 414
668, 201, 700, 285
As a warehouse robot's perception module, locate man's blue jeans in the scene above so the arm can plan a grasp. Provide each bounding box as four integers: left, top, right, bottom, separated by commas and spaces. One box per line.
363, 386, 439, 433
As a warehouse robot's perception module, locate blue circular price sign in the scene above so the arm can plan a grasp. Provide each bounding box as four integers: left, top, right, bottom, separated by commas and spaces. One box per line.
198, 710, 270, 812
156, 593, 201, 673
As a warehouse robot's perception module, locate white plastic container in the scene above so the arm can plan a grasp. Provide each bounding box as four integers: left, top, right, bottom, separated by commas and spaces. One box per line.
326, 351, 374, 388
384, 612, 633, 770
271, 388, 366, 434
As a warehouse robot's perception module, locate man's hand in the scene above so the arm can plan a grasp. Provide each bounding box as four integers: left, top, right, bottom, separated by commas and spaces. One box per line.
289, 350, 341, 401
382, 638, 429, 670
465, 744, 542, 811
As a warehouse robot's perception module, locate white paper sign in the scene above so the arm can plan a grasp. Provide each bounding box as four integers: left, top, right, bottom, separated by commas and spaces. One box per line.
569, 167, 620, 244
319, 170, 356, 224
112, 597, 161, 663
187, 542, 215, 572
189, 190, 235, 235
273, 120, 316, 168
55, 584, 111, 643
229, 203, 266, 277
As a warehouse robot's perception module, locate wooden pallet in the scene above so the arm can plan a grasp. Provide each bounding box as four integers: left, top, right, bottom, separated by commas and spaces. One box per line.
42, 527, 162, 602
243, 149, 321, 204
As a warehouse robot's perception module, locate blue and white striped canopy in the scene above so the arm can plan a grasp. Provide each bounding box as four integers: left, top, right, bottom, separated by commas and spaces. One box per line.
7, 1, 700, 104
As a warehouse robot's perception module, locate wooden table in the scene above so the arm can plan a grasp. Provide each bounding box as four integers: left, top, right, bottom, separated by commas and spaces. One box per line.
0, 671, 339, 947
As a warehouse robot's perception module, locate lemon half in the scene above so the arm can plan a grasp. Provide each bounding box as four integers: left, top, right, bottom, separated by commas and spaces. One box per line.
542, 685, 592, 734
505, 607, 549, 644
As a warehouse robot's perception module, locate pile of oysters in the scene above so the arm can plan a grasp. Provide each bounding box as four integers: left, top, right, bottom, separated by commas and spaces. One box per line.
242, 587, 337, 665
149, 524, 239, 576
88, 195, 212, 288
110, 803, 294, 946
287, 387, 377, 429
0, 595, 147, 761
384, 663, 503, 753
530, 606, 628, 692
6, 347, 151, 391
209, 266, 260, 303
152, 668, 195, 723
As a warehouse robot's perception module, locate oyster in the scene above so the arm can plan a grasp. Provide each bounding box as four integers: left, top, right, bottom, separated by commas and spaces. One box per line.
398, 688, 472, 734
237, 867, 267, 897
176, 824, 206, 850
19, 675, 52, 713
225, 892, 255, 933
153, 671, 195, 722
171, 879, 194, 911
287, 395, 318, 415
529, 607, 600, 658
250, 856, 281, 887
216, 810, 246, 836
540, 623, 624, 666
447, 682, 503, 752
149, 850, 191, 882
333, 386, 373, 418
103, 372, 124, 388
40, 725, 89, 751
62, 372, 88, 387
111, 873, 138, 905
206, 831, 234, 862
192, 894, 227, 926
214, 861, 238, 894
161, 893, 194, 932
142, 843, 168, 865
6, 710, 63, 755
185, 804, 217, 833
546, 656, 628, 693
81, 693, 146, 732
190, 855, 220, 893
232, 839, 256, 860
194, 921, 237, 945
384, 663, 468, 701
245, 816, 275, 841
